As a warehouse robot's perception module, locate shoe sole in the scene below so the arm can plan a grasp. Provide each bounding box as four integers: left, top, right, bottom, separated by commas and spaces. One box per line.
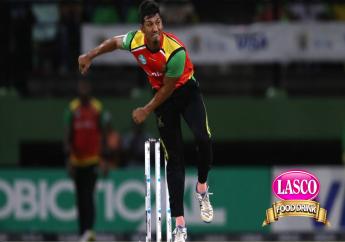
202, 219, 213, 223
201, 216, 213, 223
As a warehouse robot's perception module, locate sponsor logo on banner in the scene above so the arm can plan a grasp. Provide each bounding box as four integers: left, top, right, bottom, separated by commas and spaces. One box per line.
234, 32, 268, 51
263, 170, 330, 226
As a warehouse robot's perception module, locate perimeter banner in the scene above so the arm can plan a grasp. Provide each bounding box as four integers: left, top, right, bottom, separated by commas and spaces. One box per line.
82, 23, 345, 64
0, 168, 270, 233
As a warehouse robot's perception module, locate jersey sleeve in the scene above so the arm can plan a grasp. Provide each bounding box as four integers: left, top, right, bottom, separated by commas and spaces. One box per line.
121, 31, 137, 51
165, 49, 186, 78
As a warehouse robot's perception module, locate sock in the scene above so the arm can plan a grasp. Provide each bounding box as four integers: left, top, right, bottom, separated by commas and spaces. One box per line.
196, 183, 207, 195
175, 216, 185, 227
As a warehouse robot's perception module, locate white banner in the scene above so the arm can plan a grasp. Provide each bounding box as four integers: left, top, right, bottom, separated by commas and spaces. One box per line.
82, 23, 345, 65
271, 166, 345, 232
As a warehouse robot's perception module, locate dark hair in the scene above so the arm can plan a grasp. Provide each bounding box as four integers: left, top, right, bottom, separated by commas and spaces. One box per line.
139, 0, 160, 23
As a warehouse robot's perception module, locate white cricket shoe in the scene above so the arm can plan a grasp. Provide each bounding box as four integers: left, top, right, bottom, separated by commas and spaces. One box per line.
196, 185, 214, 223
173, 226, 187, 242
79, 230, 95, 242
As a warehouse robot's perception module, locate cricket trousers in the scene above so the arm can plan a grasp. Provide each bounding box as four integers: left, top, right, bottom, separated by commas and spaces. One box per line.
73, 164, 98, 234
154, 78, 213, 217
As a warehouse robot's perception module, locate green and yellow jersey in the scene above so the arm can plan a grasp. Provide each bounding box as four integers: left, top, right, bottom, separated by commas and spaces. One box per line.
122, 30, 194, 89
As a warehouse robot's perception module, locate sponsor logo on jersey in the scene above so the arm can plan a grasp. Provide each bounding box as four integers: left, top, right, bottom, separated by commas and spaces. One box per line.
138, 54, 147, 65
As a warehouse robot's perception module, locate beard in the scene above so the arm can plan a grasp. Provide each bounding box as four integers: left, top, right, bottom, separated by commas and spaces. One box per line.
153, 38, 159, 46
149, 36, 160, 51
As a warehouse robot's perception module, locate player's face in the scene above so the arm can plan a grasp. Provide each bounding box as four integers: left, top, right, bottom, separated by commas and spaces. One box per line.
141, 13, 163, 45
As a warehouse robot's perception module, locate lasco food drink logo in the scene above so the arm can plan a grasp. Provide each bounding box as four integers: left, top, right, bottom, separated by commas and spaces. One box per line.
262, 170, 330, 226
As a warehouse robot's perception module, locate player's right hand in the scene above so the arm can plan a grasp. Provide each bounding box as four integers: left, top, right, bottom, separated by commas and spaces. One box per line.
78, 54, 92, 75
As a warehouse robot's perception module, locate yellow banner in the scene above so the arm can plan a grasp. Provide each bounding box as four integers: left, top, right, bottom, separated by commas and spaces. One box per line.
262, 200, 330, 226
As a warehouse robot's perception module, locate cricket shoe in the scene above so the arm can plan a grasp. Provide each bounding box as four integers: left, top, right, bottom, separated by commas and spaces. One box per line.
173, 226, 187, 242
196, 185, 214, 223
79, 230, 95, 242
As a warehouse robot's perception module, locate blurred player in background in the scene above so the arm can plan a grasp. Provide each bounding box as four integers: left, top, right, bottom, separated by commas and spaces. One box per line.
64, 79, 111, 242
78, 1, 214, 241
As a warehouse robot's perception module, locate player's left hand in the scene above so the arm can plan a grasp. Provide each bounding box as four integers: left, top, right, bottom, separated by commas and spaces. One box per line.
132, 107, 149, 124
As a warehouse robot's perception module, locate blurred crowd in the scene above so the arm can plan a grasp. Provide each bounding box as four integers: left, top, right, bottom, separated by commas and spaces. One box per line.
2, 0, 345, 97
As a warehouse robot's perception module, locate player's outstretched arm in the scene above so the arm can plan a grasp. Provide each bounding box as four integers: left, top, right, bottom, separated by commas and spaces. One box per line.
78, 35, 124, 75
